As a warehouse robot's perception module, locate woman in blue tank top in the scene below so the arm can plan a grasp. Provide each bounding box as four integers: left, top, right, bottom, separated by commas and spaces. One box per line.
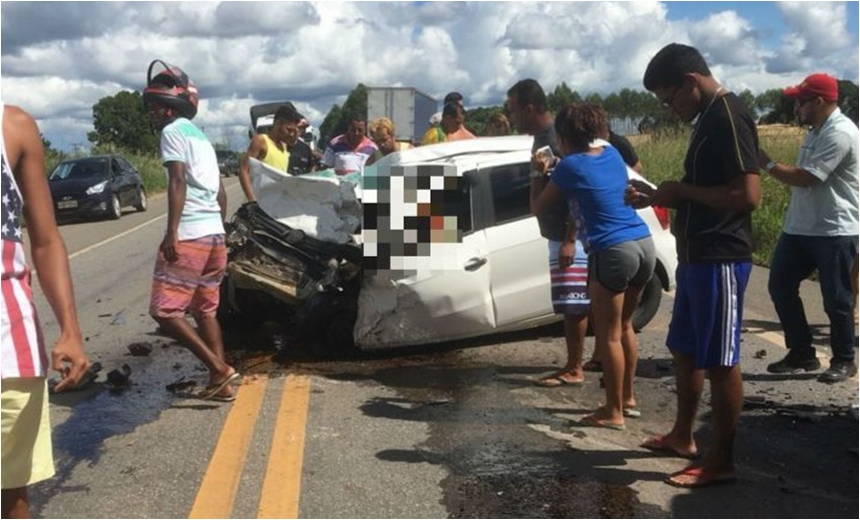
531, 103, 656, 430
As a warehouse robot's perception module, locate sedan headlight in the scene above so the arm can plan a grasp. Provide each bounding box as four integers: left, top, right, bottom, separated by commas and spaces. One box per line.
86, 181, 108, 195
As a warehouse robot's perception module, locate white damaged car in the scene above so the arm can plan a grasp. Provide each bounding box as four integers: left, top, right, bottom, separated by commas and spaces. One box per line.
221, 136, 677, 353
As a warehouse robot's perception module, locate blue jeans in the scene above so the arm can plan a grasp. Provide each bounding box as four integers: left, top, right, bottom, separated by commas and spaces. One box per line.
768, 233, 858, 363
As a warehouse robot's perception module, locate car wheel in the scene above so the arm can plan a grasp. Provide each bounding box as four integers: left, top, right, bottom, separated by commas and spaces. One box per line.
135, 187, 147, 212
632, 274, 662, 332
109, 194, 122, 220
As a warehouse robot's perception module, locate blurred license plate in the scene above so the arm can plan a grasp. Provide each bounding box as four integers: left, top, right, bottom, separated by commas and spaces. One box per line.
58, 200, 78, 209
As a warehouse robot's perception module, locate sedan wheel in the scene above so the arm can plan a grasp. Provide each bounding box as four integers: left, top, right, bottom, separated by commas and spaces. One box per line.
109, 194, 122, 220
632, 273, 662, 332
135, 188, 147, 212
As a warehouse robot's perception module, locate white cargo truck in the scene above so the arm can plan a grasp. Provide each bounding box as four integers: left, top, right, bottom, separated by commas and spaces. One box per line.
366, 87, 437, 145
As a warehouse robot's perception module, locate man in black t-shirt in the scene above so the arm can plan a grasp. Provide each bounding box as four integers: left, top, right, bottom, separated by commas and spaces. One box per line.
608, 130, 643, 173
508, 79, 590, 388
632, 43, 761, 489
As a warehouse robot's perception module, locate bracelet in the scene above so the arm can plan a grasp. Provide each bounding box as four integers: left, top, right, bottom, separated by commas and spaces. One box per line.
765, 160, 777, 173
530, 170, 544, 179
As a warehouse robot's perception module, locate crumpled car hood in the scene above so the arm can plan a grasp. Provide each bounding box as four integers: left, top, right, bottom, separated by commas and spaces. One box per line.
250, 158, 362, 244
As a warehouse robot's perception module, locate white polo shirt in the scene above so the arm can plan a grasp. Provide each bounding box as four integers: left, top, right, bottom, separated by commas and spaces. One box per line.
784, 108, 859, 237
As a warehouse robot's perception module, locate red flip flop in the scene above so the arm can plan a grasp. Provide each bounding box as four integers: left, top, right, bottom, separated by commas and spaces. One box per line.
640, 435, 699, 460
665, 465, 736, 488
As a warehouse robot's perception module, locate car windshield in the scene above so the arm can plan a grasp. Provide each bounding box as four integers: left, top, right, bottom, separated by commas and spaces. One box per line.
49, 158, 110, 181
216, 151, 234, 161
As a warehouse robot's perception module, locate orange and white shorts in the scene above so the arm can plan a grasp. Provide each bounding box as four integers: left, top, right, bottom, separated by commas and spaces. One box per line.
1, 377, 55, 489
150, 234, 226, 320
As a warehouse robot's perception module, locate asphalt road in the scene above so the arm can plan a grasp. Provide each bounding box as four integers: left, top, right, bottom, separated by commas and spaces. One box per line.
24, 177, 859, 519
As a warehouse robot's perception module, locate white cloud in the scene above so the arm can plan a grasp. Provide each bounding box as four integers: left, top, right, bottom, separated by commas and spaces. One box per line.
689, 11, 762, 67
1, 1, 856, 152
767, 1, 858, 78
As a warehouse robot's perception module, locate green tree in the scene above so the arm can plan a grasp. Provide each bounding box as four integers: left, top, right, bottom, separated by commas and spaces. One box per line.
87, 90, 159, 154
318, 84, 369, 145
547, 82, 581, 114
319, 104, 343, 147
464, 106, 505, 136
837, 80, 859, 123
737, 89, 756, 116
584, 92, 604, 107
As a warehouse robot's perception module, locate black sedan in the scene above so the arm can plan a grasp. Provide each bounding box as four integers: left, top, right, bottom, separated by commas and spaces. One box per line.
48, 155, 147, 221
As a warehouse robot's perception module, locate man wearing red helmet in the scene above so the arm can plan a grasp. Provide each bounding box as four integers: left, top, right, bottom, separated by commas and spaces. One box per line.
143, 60, 239, 401
758, 73, 859, 383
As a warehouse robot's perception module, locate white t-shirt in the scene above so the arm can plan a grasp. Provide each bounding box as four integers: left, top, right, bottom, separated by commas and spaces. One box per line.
784, 108, 859, 237
160, 118, 224, 240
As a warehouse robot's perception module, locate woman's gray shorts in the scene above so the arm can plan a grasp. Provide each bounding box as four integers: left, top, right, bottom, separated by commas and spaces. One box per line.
589, 236, 656, 293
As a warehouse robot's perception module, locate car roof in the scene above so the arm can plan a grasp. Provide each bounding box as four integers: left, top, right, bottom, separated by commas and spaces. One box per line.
59, 154, 115, 164
375, 135, 533, 170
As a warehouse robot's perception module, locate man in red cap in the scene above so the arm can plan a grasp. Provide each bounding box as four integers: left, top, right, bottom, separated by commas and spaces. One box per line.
758, 73, 859, 383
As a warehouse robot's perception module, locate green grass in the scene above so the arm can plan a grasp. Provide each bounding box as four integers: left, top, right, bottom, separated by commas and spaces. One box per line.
635, 127, 803, 267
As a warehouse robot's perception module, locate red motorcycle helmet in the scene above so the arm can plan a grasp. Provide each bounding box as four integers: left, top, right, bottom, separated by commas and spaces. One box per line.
143, 59, 199, 119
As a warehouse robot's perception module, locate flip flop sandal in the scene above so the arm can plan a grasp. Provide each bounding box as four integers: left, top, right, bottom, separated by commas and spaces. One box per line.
578, 414, 626, 430
623, 407, 642, 418
664, 465, 736, 488
207, 393, 237, 403
199, 371, 241, 400
641, 435, 699, 460
536, 375, 584, 387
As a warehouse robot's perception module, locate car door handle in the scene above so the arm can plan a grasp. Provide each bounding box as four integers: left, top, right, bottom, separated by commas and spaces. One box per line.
464, 257, 487, 271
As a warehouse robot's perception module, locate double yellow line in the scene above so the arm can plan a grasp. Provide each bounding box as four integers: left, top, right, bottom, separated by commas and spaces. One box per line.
189, 373, 311, 519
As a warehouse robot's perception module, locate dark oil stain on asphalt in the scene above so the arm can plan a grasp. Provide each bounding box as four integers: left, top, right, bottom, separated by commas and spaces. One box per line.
31, 341, 232, 513
276, 328, 666, 519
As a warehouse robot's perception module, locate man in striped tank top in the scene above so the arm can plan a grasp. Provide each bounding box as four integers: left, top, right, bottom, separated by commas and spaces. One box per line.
1, 103, 90, 517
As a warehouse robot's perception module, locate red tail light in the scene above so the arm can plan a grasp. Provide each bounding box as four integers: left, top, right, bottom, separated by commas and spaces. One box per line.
653, 205, 670, 230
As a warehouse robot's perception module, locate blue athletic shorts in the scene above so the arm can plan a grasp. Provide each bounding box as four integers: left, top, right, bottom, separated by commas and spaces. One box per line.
667, 262, 752, 369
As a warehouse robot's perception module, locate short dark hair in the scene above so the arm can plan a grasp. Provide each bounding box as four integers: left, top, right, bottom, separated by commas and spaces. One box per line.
506, 79, 548, 112
443, 91, 463, 105
346, 112, 366, 125
643, 43, 712, 91
442, 102, 465, 118
274, 105, 302, 123
554, 103, 608, 152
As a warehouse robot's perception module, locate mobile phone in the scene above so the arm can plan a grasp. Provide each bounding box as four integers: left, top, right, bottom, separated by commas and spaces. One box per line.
536, 145, 554, 163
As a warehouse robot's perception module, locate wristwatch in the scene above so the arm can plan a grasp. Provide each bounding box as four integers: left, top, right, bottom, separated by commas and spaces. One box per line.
530, 169, 544, 179
765, 160, 777, 173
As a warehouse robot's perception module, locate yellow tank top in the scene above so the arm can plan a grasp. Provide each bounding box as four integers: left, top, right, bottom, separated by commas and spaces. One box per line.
261, 134, 289, 172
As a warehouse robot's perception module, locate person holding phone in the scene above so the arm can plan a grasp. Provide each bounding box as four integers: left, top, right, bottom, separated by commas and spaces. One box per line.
531, 103, 655, 430
508, 79, 591, 388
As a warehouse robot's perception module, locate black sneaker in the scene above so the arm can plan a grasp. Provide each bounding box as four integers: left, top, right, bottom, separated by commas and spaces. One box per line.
818, 362, 858, 384
766, 351, 821, 374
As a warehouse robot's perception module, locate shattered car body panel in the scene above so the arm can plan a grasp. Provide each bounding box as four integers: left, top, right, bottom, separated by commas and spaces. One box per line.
224, 160, 362, 311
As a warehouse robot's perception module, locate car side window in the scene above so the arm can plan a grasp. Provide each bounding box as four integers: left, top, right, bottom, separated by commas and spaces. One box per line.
111, 159, 123, 177
488, 162, 532, 226
116, 157, 135, 174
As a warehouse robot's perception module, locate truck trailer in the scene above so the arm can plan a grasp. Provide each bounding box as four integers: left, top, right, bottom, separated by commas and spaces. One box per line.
366, 87, 437, 145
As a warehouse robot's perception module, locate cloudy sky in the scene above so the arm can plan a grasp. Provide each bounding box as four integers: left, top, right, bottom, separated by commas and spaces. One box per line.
1, 1, 858, 152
